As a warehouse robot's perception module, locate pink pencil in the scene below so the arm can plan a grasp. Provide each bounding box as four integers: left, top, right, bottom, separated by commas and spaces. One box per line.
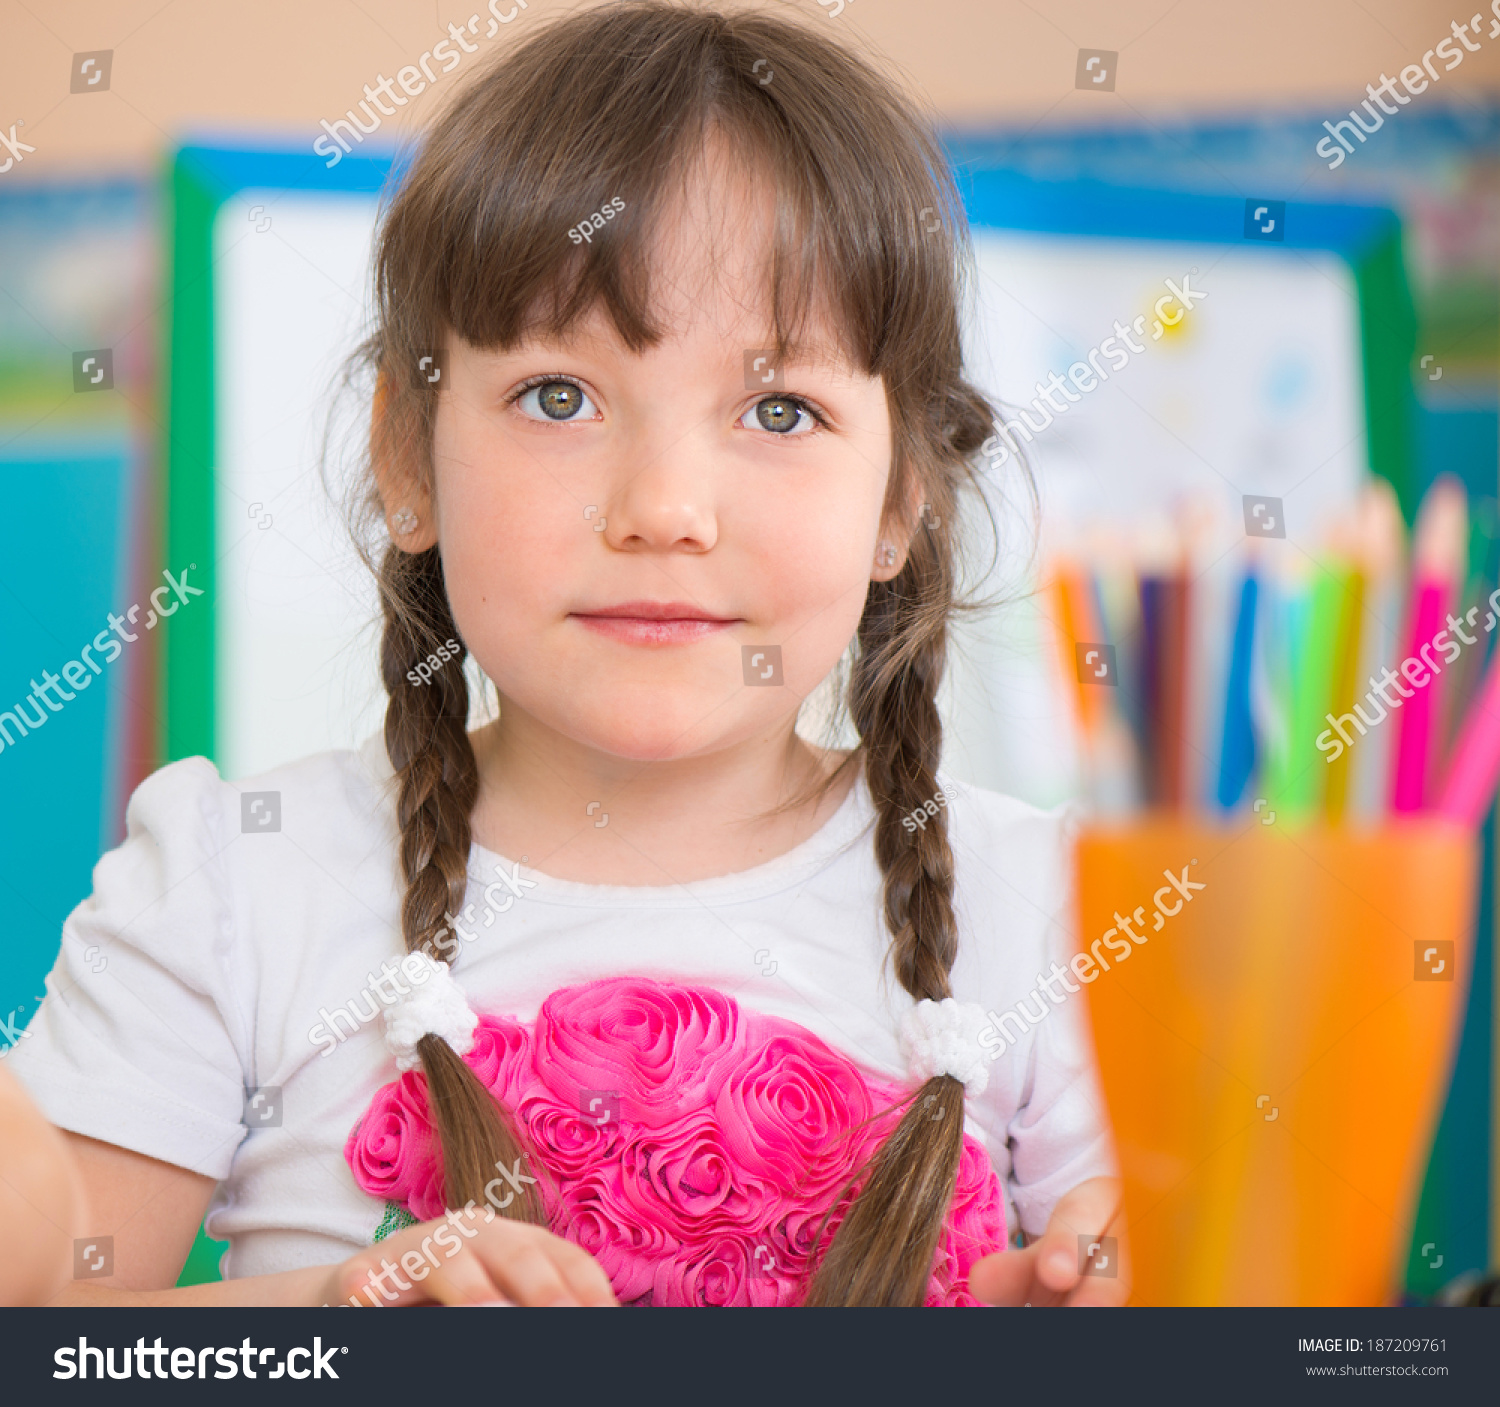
1391, 584, 1445, 811
1439, 646, 1500, 825
1391, 479, 1466, 813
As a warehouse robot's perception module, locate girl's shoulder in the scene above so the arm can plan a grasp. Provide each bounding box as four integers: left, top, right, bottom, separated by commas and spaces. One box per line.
121, 736, 397, 867
935, 771, 1082, 861
933, 772, 1082, 931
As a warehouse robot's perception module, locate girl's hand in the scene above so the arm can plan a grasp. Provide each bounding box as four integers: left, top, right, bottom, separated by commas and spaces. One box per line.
968, 1176, 1128, 1307
324, 1202, 618, 1307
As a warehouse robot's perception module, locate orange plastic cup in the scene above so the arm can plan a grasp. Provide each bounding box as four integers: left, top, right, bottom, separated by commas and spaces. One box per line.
1075, 819, 1476, 1305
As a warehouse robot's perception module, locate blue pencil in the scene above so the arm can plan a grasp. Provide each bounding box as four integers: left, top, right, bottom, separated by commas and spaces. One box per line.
1216, 572, 1259, 809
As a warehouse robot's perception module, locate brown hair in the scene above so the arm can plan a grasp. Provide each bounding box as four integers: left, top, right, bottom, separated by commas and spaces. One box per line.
353, 0, 1001, 1303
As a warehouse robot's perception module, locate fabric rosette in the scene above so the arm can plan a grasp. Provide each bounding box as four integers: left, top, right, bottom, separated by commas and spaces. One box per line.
614, 1109, 784, 1242
550, 1176, 676, 1305
344, 1072, 447, 1221
532, 978, 744, 1127
714, 1023, 877, 1200
346, 975, 1006, 1305
463, 1013, 535, 1109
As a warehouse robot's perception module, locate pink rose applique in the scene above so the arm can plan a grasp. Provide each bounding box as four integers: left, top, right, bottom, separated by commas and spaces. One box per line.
552, 1176, 676, 1305
533, 978, 744, 1127
463, 1013, 534, 1110
514, 1089, 621, 1184
344, 1072, 446, 1221
714, 1024, 879, 1199
346, 975, 1006, 1305
614, 1111, 781, 1242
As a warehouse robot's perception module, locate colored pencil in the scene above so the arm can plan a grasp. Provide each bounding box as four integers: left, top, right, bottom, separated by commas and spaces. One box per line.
1215, 570, 1259, 810
1094, 538, 1148, 789
1392, 477, 1467, 813
1161, 572, 1189, 808
1285, 563, 1344, 820
1181, 499, 1230, 811
1350, 478, 1406, 823
1438, 644, 1500, 825
1323, 562, 1365, 823
1256, 561, 1308, 814
1437, 497, 1500, 783
1048, 558, 1092, 732
1035, 474, 1500, 831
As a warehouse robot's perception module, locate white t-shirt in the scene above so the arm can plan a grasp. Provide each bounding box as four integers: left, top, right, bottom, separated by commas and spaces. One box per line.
10, 735, 1114, 1281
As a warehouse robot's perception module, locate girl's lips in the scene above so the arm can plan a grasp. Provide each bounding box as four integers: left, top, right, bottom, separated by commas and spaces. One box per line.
571, 615, 737, 646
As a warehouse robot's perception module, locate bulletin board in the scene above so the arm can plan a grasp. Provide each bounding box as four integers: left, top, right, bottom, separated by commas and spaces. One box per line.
163, 144, 394, 781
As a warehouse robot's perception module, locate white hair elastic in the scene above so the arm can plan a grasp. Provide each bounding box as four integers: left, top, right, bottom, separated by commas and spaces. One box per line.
382, 951, 479, 1072
898, 997, 991, 1098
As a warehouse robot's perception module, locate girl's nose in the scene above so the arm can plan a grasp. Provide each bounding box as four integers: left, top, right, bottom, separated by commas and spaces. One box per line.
600, 435, 719, 554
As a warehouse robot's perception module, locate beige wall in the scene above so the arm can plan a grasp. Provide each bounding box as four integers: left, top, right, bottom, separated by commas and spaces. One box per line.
2, 0, 1499, 178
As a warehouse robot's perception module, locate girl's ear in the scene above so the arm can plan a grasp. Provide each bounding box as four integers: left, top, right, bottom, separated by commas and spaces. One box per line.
371, 367, 439, 553
871, 535, 908, 581
870, 479, 925, 582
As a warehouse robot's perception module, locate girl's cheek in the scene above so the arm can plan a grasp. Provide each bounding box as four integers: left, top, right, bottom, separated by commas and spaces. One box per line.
749, 491, 879, 606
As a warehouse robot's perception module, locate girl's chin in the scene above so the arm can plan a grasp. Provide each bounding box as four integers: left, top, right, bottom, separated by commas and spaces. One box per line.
539, 704, 775, 763
561, 722, 753, 763
478, 669, 801, 760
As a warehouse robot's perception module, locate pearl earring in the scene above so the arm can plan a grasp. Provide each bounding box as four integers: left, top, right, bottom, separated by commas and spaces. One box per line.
390, 508, 418, 536
876, 540, 898, 568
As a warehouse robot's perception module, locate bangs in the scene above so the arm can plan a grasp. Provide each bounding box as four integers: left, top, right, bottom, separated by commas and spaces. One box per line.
461, 122, 842, 368
375, 2, 966, 381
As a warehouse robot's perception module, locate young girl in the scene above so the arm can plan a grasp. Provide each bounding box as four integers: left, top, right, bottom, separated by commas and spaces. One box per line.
10, 2, 1121, 1307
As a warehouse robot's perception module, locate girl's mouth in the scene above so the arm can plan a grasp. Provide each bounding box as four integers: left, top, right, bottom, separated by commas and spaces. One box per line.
570, 601, 740, 646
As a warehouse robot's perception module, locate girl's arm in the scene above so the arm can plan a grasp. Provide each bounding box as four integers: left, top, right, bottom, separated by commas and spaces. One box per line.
46, 1133, 326, 1306
53, 1133, 616, 1307
0, 1066, 88, 1305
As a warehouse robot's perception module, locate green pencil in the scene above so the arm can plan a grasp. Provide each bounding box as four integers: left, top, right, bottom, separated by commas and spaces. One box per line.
1280, 565, 1343, 821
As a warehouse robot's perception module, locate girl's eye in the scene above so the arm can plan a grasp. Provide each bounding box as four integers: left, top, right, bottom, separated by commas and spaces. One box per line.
740, 395, 820, 435
515, 378, 598, 422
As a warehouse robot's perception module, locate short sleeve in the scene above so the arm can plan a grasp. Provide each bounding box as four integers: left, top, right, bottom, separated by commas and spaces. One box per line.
1004, 973, 1118, 1238
6, 757, 252, 1180
1004, 803, 1118, 1237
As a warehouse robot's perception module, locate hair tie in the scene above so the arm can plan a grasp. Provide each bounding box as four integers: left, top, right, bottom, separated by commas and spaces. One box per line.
898, 997, 991, 1098
382, 951, 479, 1072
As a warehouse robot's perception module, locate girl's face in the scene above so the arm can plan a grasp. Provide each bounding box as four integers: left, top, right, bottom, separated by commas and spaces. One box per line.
408, 160, 904, 764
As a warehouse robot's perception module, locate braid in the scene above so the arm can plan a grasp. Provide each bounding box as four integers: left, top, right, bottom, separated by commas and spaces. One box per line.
379, 545, 544, 1223
861, 621, 958, 1000
804, 534, 967, 1306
